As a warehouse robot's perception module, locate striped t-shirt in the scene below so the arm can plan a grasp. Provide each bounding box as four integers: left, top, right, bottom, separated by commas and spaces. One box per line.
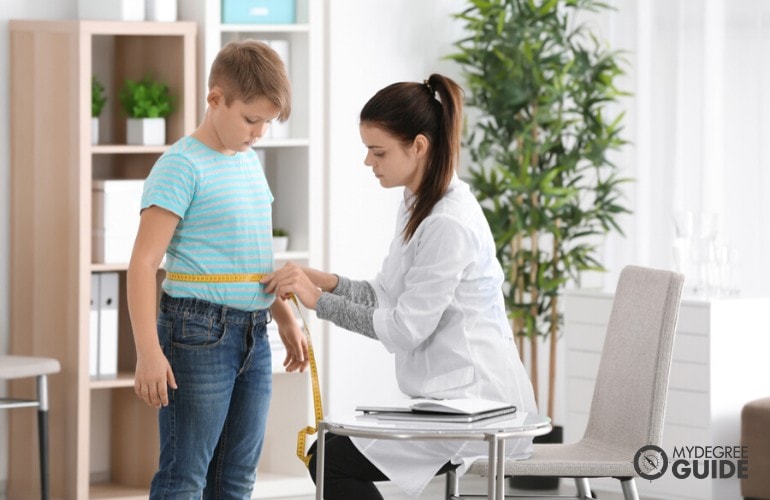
141, 136, 275, 311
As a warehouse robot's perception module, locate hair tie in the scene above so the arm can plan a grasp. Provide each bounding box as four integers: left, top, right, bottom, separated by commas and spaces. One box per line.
423, 79, 435, 96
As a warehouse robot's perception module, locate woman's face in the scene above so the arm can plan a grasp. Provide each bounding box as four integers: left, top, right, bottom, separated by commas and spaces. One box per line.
360, 123, 427, 192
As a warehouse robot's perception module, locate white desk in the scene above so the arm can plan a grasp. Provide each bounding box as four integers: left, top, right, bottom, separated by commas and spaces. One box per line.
315, 411, 551, 500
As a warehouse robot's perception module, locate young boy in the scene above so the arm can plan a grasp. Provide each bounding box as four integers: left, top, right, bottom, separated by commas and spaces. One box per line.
127, 40, 308, 499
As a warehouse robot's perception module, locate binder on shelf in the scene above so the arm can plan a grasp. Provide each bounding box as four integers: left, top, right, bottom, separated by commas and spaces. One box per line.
78, 0, 145, 21
270, 39, 291, 139
97, 272, 119, 378
90, 273, 100, 377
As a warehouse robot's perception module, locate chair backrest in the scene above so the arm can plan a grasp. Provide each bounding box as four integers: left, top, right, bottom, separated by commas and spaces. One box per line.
582, 265, 684, 452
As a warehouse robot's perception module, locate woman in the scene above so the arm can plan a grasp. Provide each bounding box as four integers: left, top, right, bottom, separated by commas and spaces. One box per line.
262, 73, 537, 499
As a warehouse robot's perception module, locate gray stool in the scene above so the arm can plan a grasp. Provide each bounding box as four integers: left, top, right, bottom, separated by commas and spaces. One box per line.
0, 355, 61, 500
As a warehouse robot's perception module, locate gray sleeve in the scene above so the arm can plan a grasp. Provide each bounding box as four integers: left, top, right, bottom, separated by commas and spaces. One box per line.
331, 275, 378, 307
316, 292, 377, 339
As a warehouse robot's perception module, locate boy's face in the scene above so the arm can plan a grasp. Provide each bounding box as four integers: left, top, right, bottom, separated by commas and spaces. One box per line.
208, 87, 280, 155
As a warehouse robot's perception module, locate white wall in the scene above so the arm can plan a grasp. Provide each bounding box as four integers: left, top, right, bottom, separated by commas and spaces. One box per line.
0, 0, 79, 489
322, 0, 468, 415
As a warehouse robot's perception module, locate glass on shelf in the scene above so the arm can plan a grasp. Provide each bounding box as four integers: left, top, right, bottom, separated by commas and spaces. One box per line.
672, 210, 738, 298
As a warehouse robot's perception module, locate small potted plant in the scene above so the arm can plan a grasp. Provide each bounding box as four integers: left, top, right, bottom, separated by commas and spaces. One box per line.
118, 74, 174, 146
91, 76, 107, 145
272, 228, 289, 253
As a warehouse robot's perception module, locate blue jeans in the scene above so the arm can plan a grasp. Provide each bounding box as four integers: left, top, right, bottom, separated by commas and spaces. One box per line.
150, 293, 272, 500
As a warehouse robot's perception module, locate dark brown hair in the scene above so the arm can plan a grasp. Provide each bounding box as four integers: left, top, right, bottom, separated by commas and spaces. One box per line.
360, 73, 463, 242
208, 40, 291, 121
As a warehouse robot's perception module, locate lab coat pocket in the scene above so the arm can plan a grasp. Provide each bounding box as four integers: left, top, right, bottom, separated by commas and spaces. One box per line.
423, 365, 474, 396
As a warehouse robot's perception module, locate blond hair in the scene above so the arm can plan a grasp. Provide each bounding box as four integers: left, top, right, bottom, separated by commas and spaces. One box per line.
208, 40, 291, 121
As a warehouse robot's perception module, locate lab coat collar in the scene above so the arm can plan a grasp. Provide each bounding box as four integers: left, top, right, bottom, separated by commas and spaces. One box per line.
402, 172, 461, 209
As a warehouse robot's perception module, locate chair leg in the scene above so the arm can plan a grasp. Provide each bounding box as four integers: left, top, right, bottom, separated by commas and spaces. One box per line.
446, 468, 460, 499
575, 478, 593, 498
619, 478, 639, 500
37, 374, 50, 500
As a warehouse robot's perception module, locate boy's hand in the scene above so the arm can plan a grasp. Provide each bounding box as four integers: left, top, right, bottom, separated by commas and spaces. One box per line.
134, 346, 177, 409
277, 319, 310, 373
270, 297, 310, 373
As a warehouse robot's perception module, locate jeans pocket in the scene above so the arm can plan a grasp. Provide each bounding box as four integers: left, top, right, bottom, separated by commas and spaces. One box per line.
175, 314, 227, 349
157, 316, 174, 357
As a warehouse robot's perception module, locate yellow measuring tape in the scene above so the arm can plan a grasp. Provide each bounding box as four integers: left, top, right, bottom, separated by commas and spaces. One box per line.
166, 271, 324, 467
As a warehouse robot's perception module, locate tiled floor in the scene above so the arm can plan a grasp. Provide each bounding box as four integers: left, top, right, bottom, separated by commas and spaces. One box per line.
279, 474, 629, 499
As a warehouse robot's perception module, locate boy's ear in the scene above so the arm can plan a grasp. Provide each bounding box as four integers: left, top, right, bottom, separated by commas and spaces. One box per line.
207, 86, 225, 108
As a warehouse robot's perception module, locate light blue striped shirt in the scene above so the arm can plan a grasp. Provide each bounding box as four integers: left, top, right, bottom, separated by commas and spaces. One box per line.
141, 136, 275, 311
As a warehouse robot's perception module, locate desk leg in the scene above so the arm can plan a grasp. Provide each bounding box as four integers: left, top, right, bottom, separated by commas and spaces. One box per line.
316, 423, 326, 500
496, 439, 505, 500
487, 436, 497, 500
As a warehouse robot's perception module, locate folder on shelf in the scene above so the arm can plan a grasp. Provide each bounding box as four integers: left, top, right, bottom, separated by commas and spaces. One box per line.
97, 272, 119, 378
90, 273, 100, 377
92, 180, 144, 264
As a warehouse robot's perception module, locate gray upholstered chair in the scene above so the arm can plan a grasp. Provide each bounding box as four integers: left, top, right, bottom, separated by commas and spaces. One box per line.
448, 265, 684, 500
0, 355, 61, 500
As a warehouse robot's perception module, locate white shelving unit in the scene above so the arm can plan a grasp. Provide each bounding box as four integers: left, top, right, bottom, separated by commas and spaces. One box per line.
564, 290, 770, 500
180, 1, 325, 497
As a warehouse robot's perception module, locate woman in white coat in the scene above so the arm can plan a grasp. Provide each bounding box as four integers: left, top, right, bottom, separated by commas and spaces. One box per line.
262, 73, 538, 499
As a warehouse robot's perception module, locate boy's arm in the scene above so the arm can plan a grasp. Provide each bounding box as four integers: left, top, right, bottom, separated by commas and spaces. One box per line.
270, 298, 310, 372
127, 206, 180, 409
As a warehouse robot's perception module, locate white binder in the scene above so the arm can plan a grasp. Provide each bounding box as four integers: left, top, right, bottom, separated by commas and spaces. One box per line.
270, 40, 291, 139
98, 272, 119, 377
90, 273, 100, 377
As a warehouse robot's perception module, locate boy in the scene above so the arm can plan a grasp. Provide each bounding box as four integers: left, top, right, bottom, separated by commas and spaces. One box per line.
127, 40, 308, 499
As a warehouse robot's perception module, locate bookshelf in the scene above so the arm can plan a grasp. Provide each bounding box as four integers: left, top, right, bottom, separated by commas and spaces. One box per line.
9, 20, 197, 499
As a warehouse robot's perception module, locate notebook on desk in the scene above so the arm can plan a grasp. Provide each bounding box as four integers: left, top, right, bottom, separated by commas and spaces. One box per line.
355, 397, 517, 423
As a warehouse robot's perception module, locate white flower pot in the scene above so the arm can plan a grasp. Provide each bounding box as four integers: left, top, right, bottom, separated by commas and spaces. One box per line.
272, 236, 289, 253
91, 117, 100, 145
127, 117, 166, 146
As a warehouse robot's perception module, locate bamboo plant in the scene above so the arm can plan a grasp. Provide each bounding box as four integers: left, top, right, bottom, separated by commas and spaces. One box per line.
449, 0, 631, 421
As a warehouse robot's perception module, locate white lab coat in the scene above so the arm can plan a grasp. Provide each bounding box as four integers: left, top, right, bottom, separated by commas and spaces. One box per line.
353, 176, 538, 497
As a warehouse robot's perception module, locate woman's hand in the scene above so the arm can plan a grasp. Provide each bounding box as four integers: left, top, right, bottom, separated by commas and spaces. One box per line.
262, 261, 323, 310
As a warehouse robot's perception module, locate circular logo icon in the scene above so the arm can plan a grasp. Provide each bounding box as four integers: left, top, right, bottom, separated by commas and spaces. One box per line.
633, 445, 668, 480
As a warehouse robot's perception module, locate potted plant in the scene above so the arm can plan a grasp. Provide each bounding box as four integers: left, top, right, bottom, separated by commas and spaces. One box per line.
272, 228, 289, 253
118, 74, 174, 146
91, 75, 107, 145
450, 0, 631, 486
